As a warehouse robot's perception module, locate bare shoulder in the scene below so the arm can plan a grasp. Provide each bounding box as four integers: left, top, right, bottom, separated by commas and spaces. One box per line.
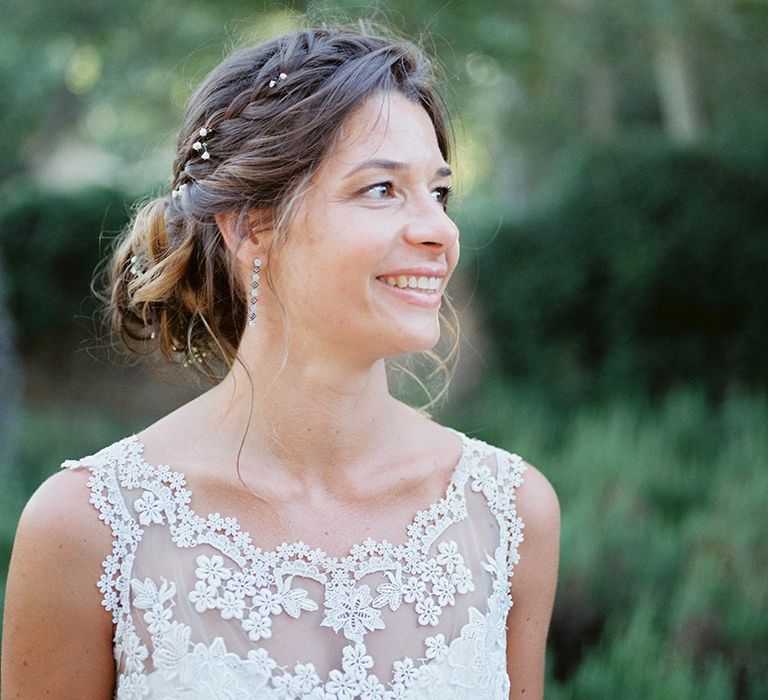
1, 467, 115, 698
505, 460, 560, 699
516, 461, 561, 540
14, 466, 112, 564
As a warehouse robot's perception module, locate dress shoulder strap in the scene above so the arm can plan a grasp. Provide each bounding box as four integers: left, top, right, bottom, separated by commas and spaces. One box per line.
459, 434, 527, 605
61, 436, 145, 625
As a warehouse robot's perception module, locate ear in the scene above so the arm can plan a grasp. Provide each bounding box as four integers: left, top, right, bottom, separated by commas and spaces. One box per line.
215, 211, 266, 268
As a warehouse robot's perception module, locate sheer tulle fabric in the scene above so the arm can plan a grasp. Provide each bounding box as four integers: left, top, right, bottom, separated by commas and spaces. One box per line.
63, 430, 526, 699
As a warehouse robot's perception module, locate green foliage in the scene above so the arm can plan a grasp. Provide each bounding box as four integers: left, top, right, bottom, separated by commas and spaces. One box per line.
449, 382, 768, 697
474, 132, 768, 401
0, 183, 132, 345
548, 601, 734, 700
0, 406, 129, 638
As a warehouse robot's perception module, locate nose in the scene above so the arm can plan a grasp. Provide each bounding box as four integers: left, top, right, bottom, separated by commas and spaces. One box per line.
402, 197, 460, 252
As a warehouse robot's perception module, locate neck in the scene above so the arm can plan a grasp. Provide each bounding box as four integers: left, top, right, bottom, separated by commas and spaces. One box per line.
204, 332, 409, 483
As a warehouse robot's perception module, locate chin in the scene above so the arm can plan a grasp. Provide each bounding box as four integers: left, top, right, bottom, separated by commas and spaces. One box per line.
386, 323, 442, 356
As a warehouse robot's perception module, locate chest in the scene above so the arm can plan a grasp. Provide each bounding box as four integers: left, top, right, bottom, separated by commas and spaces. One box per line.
81, 433, 525, 698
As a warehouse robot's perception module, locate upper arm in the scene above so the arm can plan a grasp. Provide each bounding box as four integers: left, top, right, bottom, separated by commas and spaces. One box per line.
506, 463, 560, 699
1, 468, 116, 699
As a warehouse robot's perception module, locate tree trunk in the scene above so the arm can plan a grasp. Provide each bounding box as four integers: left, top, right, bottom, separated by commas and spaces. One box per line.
654, 29, 705, 144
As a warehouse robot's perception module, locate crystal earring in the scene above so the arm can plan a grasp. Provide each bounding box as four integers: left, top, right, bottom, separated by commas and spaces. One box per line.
248, 258, 262, 328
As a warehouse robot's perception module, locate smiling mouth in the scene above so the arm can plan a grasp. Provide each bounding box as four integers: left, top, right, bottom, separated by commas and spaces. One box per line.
377, 275, 443, 292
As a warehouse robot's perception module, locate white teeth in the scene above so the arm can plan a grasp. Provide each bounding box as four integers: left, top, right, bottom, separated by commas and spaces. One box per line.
380, 275, 443, 292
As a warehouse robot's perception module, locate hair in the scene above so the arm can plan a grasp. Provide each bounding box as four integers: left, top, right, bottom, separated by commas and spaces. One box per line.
106, 24, 459, 403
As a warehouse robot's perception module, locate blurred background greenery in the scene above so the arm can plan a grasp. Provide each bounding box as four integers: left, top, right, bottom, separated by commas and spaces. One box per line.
1, 0, 767, 697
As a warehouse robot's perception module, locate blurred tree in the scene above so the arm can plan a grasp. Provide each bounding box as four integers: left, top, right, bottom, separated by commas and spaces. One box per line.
2, 0, 768, 209
0, 253, 22, 465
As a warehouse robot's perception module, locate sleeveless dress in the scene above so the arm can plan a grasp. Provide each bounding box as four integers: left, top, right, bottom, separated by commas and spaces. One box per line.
62, 430, 526, 700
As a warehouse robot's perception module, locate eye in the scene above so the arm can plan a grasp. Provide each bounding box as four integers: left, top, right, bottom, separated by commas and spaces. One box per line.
363, 182, 394, 200
432, 186, 453, 209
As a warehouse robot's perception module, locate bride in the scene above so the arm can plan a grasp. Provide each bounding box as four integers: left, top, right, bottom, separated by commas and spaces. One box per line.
2, 26, 559, 699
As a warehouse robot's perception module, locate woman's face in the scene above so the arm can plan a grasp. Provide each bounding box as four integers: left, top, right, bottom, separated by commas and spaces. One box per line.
273, 91, 460, 364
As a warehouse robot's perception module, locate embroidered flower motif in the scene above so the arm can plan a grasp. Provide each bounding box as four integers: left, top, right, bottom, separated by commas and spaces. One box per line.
233, 530, 252, 549
226, 570, 257, 598
341, 642, 374, 680
435, 540, 463, 573
419, 558, 442, 584
415, 597, 441, 626
253, 587, 282, 616
276, 542, 297, 559
242, 611, 272, 641
402, 576, 427, 603
188, 580, 218, 612
452, 564, 475, 594
246, 647, 277, 674
326, 668, 358, 697
216, 590, 245, 620
144, 603, 173, 634
388, 682, 410, 699
133, 490, 164, 525
359, 675, 387, 699
273, 671, 304, 696
432, 576, 456, 607
116, 671, 149, 699
322, 584, 385, 642
194, 554, 231, 586
121, 630, 149, 674
424, 633, 448, 661
208, 512, 226, 530
470, 464, 494, 494
294, 662, 322, 692
392, 657, 417, 687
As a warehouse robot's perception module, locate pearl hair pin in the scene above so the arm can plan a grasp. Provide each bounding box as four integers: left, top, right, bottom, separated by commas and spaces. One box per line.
191, 127, 211, 161
269, 72, 288, 88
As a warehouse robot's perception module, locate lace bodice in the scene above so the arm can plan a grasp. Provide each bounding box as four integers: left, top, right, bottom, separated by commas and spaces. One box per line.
62, 430, 526, 699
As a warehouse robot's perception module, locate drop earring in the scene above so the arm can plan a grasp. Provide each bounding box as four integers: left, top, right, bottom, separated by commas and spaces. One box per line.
248, 257, 261, 328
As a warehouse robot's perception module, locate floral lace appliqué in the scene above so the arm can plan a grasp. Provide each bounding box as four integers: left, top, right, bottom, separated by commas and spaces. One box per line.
63, 430, 527, 699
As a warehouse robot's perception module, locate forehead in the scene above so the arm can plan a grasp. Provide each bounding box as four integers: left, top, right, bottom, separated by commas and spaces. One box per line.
324, 92, 445, 173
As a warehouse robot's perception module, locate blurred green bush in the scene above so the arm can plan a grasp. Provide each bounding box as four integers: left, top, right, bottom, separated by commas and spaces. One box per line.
474, 131, 768, 401
0, 183, 132, 346
449, 383, 768, 698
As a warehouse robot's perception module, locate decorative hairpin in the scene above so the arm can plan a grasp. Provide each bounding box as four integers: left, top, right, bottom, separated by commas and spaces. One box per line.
129, 253, 147, 278
191, 127, 211, 160
171, 182, 187, 199
269, 72, 288, 88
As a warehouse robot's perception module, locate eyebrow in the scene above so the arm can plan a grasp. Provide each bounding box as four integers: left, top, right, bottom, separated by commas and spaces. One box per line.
343, 158, 452, 179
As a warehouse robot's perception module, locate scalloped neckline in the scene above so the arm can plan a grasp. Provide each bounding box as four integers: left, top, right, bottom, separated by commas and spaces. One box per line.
122, 428, 474, 569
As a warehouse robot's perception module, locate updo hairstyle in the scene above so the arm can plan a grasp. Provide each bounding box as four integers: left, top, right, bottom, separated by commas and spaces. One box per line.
108, 26, 453, 380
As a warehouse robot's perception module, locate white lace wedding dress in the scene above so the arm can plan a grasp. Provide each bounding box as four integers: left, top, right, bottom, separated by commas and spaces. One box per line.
62, 429, 526, 699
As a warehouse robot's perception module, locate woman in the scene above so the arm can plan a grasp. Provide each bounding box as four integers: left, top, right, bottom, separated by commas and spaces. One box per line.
2, 26, 559, 699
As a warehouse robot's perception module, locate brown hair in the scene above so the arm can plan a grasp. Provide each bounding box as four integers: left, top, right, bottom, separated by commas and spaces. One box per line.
107, 25, 458, 397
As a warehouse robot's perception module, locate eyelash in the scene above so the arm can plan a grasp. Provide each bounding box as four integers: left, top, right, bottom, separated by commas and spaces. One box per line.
364, 182, 453, 209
